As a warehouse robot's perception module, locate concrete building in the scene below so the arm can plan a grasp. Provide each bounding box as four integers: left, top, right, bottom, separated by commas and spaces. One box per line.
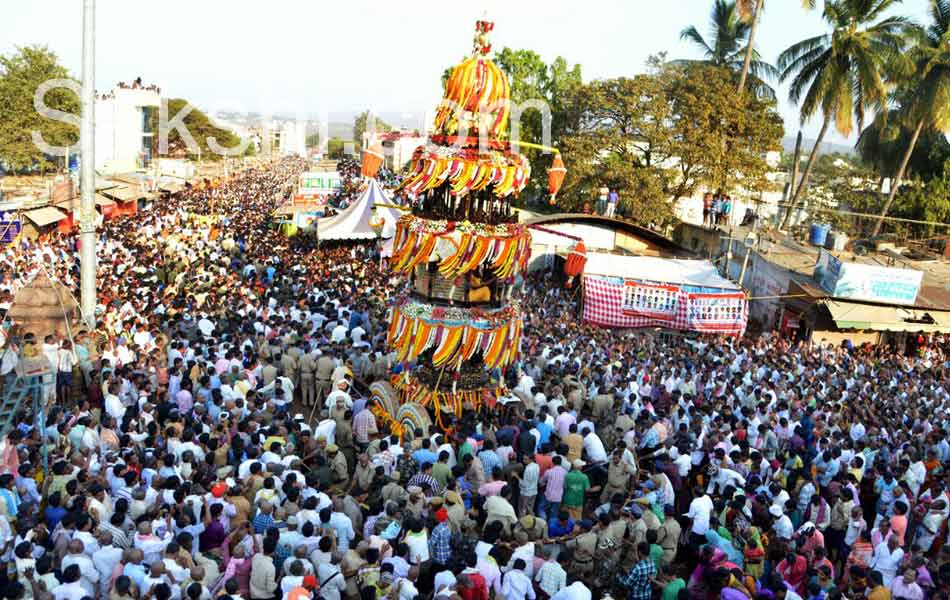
361, 130, 425, 171
673, 221, 950, 348
278, 120, 307, 156
94, 83, 161, 174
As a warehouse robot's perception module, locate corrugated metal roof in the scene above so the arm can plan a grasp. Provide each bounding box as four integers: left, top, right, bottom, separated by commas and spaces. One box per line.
823, 299, 950, 333
23, 207, 67, 227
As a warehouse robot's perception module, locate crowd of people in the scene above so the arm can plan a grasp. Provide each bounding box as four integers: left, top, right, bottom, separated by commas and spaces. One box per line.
1, 157, 950, 600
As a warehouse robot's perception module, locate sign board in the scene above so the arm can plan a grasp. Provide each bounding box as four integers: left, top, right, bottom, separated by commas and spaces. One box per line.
299, 171, 341, 194
622, 281, 679, 320
814, 250, 922, 306
0, 221, 20, 244
294, 212, 322, 229
585, 275, 748, 335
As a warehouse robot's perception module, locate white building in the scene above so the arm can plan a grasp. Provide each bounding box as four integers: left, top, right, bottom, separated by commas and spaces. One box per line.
361, 130, 425, 171
278, 120, 308, 156
94, 83, 161, 174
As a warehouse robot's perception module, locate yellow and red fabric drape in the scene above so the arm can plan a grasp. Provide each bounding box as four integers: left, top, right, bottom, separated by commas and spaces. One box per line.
397, 145, 530, 198
396, 377, 506, 430
435, 55, 511, 140
387, 299, 522, 370
390, 214, 531, 279
361, 141, 385, 178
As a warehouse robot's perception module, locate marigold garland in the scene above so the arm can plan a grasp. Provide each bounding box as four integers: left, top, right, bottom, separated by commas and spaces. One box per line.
388, 301, 522, 370
390, 214, 531, 279
397, 145, 530, 198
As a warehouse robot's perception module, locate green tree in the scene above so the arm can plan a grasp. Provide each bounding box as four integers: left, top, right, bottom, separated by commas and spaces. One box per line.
665, 62, 784, 200
353, 110, 391, 150
0, 45, 79, 173
557, 61, 783, 226
679, 0, 779, 98
857, 107, 950, 185
493, 48, 582, 199
871, 0, 950, 235
149, 99, 245, 161
777, 0, 908, 229
559, 74, 677, 223
326, 138, 348, 159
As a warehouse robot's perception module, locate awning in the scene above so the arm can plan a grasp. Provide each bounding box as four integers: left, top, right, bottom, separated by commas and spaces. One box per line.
23, 207, 68, 227
584, 252, 740, 290
101, 185, 143, 203
95, 194, 116, 207
823, 299, 950, 333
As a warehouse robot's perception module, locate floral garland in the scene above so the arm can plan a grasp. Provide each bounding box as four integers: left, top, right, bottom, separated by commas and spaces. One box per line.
387, 301, 522, 370
395, 296, 521, 327
390, 214, 531, 279
397, 145, 530, 198
396, 377, 505, 431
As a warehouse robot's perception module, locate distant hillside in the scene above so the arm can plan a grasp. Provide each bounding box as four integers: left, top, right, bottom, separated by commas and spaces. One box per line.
782, 136, 856, 157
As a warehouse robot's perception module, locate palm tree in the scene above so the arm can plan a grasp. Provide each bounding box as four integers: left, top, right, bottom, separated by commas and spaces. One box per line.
777, 0, 908, 229
680, 0, 779, 98
871, 0, 950, 235
735, 0, 818, 94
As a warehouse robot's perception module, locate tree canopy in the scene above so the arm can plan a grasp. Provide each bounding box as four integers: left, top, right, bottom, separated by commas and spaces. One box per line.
557, 59, 783, 226
149, 99, 252, 160
0, 45, 79, 173
492, 48, 582, 199
353, 110, 392, 150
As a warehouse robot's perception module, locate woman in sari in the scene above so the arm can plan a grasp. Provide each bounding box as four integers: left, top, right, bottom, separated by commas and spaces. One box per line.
743, 527, 766, 580
689, 545, 728, 600
706, 529, 744, 568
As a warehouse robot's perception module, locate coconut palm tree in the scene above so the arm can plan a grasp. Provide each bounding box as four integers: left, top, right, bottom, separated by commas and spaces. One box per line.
680, 0, 779, 98
777, 0, 908, 229
871, 0, 950, 235
735, 0, 818, 94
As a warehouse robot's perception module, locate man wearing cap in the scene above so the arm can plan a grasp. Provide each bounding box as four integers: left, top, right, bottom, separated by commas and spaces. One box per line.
656, 505, 681, 565
515, 513, 548, 542
444, 490, 467, 535
602, 450, 633, 504
314, 351, 335, 409
298, 347, 316, 407
562, 520, 598, 582
327, 444, 348, 489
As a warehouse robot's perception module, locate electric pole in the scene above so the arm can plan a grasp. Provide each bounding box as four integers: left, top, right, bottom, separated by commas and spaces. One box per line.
80, 0, 96, 328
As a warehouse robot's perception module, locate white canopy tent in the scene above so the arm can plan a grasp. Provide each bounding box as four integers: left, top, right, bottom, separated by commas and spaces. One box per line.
317, 179, 405, 241
584, 252, 739, 290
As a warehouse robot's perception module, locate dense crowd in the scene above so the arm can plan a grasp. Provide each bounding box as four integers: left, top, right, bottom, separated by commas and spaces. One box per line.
2, 157, 950, 600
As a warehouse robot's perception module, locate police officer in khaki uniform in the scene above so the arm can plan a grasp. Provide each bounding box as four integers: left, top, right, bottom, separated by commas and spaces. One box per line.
656, 504, 681, 565
327, 444, 348, 488
299, 349, 317, 407
602, 450, 634, 503
315, 351, 335, 408
280, 350, 299, 389
445, 490, 467, 535
563, 521, 598, 581
381, 472, 408, 506
261, 357, 278, 387
514, 514, 548, 542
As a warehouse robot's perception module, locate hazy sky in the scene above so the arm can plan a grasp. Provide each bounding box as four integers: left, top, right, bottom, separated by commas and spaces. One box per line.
1, 0, 933, 145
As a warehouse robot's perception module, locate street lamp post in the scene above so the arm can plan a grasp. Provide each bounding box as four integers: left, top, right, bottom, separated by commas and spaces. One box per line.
80, 0, 96, 328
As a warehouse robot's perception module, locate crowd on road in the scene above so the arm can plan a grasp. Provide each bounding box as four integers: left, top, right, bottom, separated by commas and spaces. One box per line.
2, 157, 950, 600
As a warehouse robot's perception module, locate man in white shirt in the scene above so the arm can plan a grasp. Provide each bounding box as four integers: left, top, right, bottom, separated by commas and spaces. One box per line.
551, 582, 593, 600
501, 559, 535, 600
581, 429, 607, 463
61, 541, 99, 598
686, 489, 714, 538
51, 564, 87, 600
770, 504, 794, 540
869, 536, 904, 586
330, 323, 348, 344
